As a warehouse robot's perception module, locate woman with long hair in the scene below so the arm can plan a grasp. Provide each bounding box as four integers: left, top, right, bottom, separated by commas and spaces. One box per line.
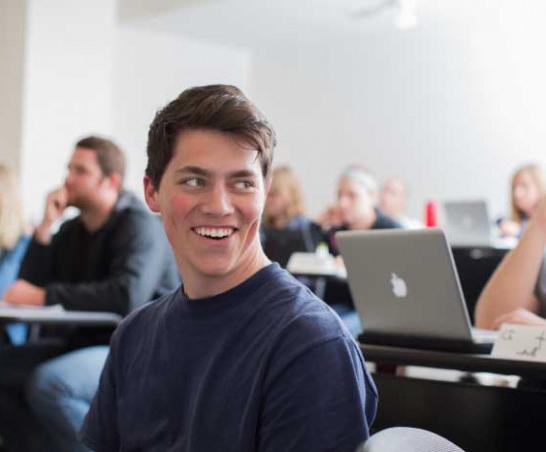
499, 163, 546, 237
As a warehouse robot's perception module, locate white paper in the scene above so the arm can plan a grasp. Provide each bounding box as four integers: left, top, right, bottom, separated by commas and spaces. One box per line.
492, 323, 546, 362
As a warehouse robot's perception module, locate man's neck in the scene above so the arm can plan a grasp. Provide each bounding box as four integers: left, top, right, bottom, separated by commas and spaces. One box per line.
80, 193, 119, 232
182, 251, 271, 300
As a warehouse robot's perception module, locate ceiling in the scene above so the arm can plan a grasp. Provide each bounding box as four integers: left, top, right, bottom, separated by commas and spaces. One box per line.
120, 0, 502, 49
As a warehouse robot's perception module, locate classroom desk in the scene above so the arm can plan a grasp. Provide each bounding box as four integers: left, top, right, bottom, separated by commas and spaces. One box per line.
0, 305, 122, 341
0, 305, 121, 327
361, 343, 546, 452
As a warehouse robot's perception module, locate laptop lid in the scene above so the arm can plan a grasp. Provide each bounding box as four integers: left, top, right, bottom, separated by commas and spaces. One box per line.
443, 200, 491, 247
336, 228, 475, 342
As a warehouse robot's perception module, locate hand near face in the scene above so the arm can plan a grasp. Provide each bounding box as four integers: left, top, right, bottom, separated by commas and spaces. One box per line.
498, 219, 521, 238
493, 308, 546, 330
317, 205, 343, 229
3, 280, 46, 306
35, 187, 68, 244
44, 187, 68, 225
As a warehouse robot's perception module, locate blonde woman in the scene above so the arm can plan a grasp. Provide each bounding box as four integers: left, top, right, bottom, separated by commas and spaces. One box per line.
263, 166, 309, 230
261, 166, 324, 267
499, 163, 546, 238
0, 164, 30, 298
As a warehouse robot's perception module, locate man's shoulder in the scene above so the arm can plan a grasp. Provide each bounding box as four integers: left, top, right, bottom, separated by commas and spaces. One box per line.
374, 208, 402, 229
110, 192, 161, 234
261, 270, 352, 350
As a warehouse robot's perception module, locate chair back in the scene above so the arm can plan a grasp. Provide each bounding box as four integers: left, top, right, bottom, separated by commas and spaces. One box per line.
358, 427, 466, 452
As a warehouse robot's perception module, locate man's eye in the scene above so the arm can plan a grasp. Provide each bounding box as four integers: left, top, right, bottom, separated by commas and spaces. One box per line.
183, 178, 204, 188
234, 180, 255, 190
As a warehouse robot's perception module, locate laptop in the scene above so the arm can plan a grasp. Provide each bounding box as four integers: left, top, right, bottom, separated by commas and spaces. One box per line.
443, 200, 492, 247
336, 228, 497, 353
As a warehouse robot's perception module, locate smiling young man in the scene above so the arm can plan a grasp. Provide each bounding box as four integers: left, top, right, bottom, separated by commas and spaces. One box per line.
82, 85, 377, 452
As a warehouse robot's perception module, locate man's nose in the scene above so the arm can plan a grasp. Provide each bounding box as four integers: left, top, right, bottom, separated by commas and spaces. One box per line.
201, 184, 235, 216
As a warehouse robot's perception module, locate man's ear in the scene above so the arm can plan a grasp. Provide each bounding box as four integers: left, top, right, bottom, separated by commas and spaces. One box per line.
143, 175, 160, 213
108, 172, 122, 192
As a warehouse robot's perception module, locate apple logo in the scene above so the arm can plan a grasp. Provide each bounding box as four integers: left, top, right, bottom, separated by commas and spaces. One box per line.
390, 273, 407, 298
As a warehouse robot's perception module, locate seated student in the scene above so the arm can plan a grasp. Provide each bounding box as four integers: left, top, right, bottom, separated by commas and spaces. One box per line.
379, 176, 423, 229
476, 195, 546, 330
317, 166, 401, 255
261, 165, 324, 267
0, 165, 31, 345
316, 167, 401, 336
498, 163, 545, 238
82, 84, 377, 452
2, 136, 179, 452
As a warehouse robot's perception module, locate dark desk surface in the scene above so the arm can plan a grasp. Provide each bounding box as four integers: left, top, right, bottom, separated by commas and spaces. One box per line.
360, 343, 546, 380
360, 342, 546, 452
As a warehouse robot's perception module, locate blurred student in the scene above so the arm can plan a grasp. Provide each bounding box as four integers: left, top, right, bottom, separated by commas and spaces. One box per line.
316, 167, 401, 337
379, 177, 423, 229
318, 166, 401, 255
476, 195, 546, 330
261, 166, 323, 266
0, 165, 31, 345
0, 165, 30, 299
1, 136, 179, 452
498, 163, 545, 238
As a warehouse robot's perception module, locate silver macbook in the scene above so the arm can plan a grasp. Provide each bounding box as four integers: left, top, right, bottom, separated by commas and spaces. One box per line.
443, 200, 492, 247
336, 228, 497, 353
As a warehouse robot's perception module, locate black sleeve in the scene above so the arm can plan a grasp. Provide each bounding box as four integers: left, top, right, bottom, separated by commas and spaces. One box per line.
45, 213, 175, 315
18, 224, 69, 286
259, 337, 377, 452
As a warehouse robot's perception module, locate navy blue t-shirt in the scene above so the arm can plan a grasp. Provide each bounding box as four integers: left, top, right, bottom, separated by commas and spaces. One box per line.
82, 263, 377, 452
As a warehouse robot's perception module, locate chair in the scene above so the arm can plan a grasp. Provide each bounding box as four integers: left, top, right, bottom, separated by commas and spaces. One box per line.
358, 427, 466, 452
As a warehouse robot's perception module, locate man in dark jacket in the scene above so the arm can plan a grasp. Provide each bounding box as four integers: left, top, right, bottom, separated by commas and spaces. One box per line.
2, 136, 179, 452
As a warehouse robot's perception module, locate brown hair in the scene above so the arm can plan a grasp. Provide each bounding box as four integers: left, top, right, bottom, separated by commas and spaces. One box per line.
0, 165, 26, 250
76, 136, 126, 185
263, 166, 305, 228
510, 163, 546, 221
145, 84, 276, 189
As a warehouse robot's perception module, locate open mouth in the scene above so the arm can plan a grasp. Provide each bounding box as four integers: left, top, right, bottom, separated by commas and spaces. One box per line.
192, 226, 237, 240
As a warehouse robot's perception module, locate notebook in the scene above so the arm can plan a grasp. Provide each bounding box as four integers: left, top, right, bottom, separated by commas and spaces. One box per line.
336, 228, 497, 353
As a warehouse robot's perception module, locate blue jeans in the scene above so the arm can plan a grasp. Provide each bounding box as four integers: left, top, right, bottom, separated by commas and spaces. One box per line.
26, 346, 109, 452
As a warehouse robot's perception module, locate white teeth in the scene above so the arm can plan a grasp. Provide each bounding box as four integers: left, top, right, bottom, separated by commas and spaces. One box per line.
194, 227, 234, 238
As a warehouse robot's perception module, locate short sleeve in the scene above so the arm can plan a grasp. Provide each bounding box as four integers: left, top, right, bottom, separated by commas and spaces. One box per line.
81, 345, 120, 451
258, 336, 377, 452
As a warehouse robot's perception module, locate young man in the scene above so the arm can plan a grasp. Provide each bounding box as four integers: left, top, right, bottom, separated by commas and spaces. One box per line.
1, 136, 179, 452
82, 85, 378, 451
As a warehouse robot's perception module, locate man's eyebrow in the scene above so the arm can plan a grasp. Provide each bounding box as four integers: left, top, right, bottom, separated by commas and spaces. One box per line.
174, 166, 211, 177
228, 169, 259, 179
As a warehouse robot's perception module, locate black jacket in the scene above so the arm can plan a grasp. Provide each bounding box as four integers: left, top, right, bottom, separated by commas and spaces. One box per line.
20, 191, 179, 316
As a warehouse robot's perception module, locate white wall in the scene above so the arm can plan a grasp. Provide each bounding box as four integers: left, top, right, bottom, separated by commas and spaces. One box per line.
21, 0, 116, 221
249, 4, 546, 220
19, 0, 249, 221
0, 0, 27, 171
112, 27, 249, 196
15, 0, 546, 224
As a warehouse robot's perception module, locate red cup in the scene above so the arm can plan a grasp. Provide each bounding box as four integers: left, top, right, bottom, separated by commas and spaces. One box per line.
424, 200, 439, 227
